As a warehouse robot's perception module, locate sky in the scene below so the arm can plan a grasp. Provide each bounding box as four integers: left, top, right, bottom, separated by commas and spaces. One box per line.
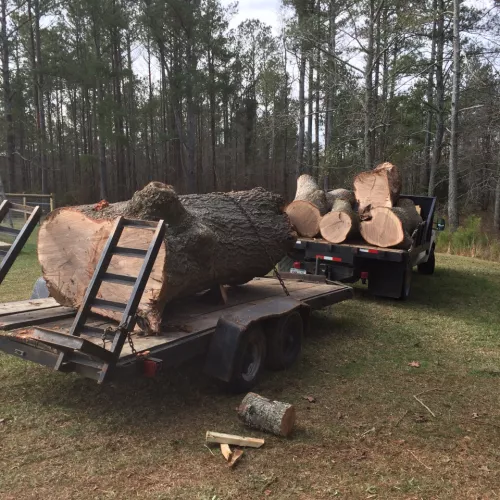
224, 0, 282, 33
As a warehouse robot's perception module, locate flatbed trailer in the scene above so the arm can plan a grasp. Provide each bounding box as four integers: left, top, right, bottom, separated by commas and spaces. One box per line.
287, 195, 444, 300
0, 276, 353, 391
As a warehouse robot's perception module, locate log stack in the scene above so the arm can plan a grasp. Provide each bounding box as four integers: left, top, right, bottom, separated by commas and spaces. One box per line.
38, 182, 296, 333
286, 162, 423, 249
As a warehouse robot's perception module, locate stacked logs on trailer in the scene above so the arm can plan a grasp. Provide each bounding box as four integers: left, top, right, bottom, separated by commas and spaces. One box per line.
286, 163, 423, 249
38, 182, 296, 333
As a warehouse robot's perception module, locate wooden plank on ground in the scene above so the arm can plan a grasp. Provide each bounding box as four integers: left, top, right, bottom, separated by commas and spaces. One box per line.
0, 298, 60, 317
206, 431, 265, 448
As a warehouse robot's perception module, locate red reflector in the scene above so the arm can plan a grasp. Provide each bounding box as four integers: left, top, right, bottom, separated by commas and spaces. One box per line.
361, 271, 369, 279
332, 257, 342, 262
315, 255, 324, 260
143, 358, 162, 378
292, 261, 302, 269
368, 249, 379, 254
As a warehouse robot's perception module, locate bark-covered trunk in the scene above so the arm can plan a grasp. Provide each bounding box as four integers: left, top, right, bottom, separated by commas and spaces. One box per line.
238, 392, 296, 437
38, 183, 295, 333
448, 0, 461, 232
428, 0, 445, 197
421, 0, 438, 194
1, 0, 15, 192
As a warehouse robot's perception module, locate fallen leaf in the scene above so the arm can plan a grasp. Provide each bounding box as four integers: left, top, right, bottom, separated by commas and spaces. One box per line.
303, 395, 316, 403
94, 199, 109, 211
264, 490, 272, 496
408, 361, 421, 368
0, 418, 5, 424
414, 414, 429, 423
479, 465, 490, 472
472, 412, 479, 419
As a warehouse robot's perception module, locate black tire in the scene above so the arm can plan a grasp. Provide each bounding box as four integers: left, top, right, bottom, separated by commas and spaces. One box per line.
418, 247, 436, 275
399, 262, 412, 300
225, 325, 267, 393
265, 311, 304, 370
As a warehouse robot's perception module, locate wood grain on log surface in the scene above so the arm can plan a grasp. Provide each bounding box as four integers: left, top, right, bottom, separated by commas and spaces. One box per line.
237, 392, 296, 437
38, 182, 295, 333
320, 199, 360, 243
354, 162, 402, 212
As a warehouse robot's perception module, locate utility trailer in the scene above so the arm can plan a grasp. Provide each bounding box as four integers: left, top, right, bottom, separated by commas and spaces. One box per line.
0, 277, 352, 391
286, 195, 445, 300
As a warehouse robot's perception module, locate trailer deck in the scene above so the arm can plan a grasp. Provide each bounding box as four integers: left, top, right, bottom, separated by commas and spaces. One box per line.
0, 277, 353, 382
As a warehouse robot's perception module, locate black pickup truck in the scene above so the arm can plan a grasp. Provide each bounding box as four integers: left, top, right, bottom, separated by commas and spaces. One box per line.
283, 195, 445, 300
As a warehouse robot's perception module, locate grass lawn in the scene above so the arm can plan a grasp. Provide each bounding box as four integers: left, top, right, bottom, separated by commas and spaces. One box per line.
1, 249, 500, 499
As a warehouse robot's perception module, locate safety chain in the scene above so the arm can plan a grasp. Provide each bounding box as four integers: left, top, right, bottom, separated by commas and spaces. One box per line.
220, 193, 290, 297
101, 324, 138, 357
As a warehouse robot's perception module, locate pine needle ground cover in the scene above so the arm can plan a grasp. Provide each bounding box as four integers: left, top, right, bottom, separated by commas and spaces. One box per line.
1, 248, 499, 499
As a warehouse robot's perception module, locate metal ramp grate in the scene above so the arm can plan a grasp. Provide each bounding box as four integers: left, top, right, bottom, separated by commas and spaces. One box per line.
0, 200, 41, 284
33, 216, 166, 383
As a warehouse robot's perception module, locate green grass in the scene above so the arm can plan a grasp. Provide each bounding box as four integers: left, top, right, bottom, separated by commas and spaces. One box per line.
1, 249, 500, 499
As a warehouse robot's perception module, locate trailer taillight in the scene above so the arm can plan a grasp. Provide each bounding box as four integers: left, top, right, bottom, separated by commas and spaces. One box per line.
143, 357, 163, 378
293, 261, 302, 269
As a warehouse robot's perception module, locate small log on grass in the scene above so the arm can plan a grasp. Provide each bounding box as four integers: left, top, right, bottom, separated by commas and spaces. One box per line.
237, 392, 296, 437
285, 175, 328, 237
320, 199, 360, 244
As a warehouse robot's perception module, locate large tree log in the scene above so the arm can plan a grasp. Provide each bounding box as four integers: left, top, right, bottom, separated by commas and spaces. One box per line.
359, 204, 422, 249
354, 162, 402, 212
285, 174, 327, 237
237, 392, 296, 437
320, 199, 360, 243
38, 183, 295, 333
325, 188, 356, 210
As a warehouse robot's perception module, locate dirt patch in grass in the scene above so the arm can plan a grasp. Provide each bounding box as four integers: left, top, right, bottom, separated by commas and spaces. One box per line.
1, 253, 500, 498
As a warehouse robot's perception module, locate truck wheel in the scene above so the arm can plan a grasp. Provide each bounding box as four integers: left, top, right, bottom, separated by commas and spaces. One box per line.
225, 325, 266, 393
265, 311, 303, 370
418, 247, 435, 275
399, 263, 412, 300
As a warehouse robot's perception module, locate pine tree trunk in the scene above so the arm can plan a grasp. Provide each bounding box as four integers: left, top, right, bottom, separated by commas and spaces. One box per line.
428, 0, 445, 197
448, 0, 460, 232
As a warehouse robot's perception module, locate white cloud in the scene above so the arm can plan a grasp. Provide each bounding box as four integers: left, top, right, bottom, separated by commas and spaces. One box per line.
222, 0, 282, 33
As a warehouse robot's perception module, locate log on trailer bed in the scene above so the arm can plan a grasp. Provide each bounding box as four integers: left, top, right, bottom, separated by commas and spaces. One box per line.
354, 162, 402, 212
38, 182, 296, 333
285, 174, 328, 238
319, 199, 360, 244
359, 204, 422, 249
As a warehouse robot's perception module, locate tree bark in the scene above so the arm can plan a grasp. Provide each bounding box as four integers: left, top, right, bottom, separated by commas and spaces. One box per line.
428, 0, 445, 197
38, 183, 295, 333
1, 0, 15, 191
448, 0, 460, 232
238, 392, 296, 437
421, 0, 438, 194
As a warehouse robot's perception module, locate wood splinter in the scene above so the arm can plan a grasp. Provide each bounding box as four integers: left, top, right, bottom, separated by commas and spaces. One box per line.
220, 443, 232, 461
206, 431, 265, 448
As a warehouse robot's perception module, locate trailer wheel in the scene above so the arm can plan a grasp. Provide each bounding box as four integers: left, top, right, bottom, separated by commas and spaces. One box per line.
418, 246, 435, 275
225, 325, 266, 393
265, 311, 303, 370
399, 262, 412, 300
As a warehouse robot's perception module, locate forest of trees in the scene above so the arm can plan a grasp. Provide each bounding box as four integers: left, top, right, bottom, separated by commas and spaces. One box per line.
0, 0, 499, 231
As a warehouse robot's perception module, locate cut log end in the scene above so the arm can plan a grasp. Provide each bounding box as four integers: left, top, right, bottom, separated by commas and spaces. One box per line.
285, 200, 321, 238
360, 207, 405, 248
320, 211, 354, 243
